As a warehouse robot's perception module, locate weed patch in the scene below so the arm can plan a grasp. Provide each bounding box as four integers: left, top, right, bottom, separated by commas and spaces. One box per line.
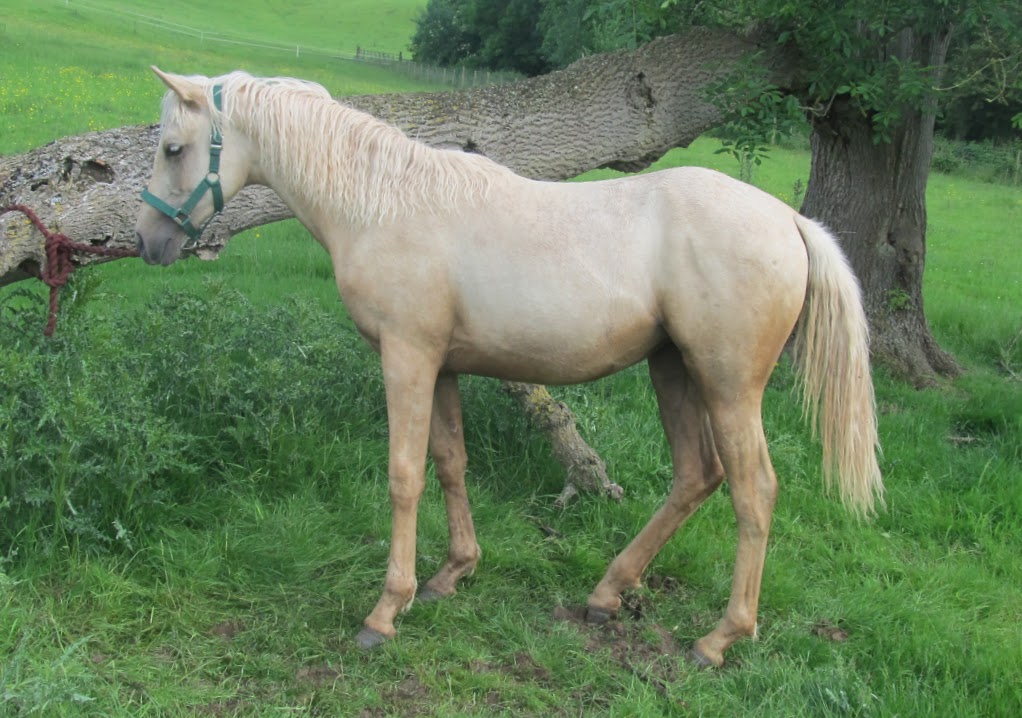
0, 274, 378, 559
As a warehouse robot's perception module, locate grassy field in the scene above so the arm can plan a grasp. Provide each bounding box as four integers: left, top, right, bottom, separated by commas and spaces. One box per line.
2, 2, 1022, 717
0, 0, 433, 155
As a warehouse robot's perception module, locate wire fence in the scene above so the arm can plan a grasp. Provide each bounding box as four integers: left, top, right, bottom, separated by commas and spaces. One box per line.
56, 0, 520, 89
355, 49, 519, 88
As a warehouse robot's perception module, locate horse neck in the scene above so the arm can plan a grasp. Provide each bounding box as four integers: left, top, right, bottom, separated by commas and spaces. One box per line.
231, 89, 508, 230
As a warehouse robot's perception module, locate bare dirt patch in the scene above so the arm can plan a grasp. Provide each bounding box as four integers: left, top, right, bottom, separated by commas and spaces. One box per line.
208, 620, 246, 641
295, 663, 342, 686
550, 581, 693, 710
357, 674, 432, 718
812, 620, 850, 642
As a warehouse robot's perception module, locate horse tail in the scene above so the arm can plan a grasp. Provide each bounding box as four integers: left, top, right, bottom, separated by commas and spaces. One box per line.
791, 214, 884, 517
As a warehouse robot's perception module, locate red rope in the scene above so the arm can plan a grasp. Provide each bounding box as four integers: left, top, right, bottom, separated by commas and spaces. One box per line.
2, 203, 138, 336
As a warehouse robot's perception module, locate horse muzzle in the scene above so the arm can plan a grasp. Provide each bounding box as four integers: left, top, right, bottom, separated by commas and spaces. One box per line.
135, 230, 184, 266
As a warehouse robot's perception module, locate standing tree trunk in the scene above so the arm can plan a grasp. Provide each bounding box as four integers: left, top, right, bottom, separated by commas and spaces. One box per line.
800, 27, 960, 384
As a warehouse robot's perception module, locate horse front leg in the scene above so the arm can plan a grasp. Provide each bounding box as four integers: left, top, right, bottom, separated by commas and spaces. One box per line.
356, 336, 440, 649
419, 372, 482, 602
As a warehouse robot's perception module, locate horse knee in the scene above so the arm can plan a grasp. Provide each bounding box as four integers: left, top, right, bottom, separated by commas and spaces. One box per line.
389, 474, 425, 511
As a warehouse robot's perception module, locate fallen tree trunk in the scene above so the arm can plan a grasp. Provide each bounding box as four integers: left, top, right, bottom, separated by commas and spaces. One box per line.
2, 29, 786, 284
1, 28, 793, 501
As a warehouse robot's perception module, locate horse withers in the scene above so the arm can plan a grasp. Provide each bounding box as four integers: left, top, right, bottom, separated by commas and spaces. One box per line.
135, 68, 883, 667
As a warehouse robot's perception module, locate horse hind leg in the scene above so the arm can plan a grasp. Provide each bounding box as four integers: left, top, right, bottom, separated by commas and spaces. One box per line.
586, 344, 725, 622
419, 372, 482, 601
688, 393, 778, 668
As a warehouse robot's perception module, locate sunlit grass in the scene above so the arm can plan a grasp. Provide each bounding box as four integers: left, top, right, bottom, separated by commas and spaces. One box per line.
2, 3, 1021, 717
0, 0, 435, 155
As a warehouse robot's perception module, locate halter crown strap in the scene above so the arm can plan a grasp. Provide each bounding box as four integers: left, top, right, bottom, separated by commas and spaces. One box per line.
140, 84, 225, 245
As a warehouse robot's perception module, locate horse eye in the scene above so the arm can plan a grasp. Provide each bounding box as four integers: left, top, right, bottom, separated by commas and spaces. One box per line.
164, 143, 184, 158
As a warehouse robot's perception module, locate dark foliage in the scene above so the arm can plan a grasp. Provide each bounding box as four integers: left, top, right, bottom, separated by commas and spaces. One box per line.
410, 0, 551, 76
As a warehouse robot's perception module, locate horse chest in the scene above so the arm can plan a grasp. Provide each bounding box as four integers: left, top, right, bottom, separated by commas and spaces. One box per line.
331, 244, 455, 350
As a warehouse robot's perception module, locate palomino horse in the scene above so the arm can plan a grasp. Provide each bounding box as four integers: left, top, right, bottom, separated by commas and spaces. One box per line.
135, 68, 882, 667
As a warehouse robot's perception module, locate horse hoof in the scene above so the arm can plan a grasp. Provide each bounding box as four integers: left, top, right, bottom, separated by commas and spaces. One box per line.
686, 646, 720, 669
417, 586, 452, 603
355, 627, 390, 650
585, 606, 614, 625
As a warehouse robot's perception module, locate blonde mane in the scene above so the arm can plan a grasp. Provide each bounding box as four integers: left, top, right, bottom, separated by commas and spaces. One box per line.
167, 71, 515, 228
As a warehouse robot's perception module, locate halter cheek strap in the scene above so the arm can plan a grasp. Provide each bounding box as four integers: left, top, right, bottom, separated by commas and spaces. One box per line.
141, 84, 225, 247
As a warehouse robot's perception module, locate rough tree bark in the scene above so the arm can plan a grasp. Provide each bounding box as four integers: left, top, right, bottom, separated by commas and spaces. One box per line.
1, 28, 795, 503
800, 27, 960, 384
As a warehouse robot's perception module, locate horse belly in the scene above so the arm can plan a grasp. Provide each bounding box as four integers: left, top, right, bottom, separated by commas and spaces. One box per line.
444, 330, 664, 384
444, 285, 665, 384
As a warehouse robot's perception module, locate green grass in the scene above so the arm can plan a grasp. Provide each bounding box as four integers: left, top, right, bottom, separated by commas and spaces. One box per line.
0, 0, 432, 155
3, 3, 1022, 717
61, 0, 427, 56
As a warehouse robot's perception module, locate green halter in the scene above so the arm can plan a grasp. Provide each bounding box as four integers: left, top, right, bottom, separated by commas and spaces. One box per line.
140, 84, 224, 246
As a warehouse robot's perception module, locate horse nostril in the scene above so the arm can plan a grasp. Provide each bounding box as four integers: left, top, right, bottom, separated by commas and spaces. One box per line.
135, 232, 157, 264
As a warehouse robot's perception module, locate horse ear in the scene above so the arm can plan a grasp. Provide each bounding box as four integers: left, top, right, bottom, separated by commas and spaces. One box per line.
151, 66, 205, 108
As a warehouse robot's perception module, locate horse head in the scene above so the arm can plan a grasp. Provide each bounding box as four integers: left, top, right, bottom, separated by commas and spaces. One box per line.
135, 67, 251, 265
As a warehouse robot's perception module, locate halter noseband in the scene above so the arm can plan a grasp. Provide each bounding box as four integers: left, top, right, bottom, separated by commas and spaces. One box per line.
141, 84, 225, 247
